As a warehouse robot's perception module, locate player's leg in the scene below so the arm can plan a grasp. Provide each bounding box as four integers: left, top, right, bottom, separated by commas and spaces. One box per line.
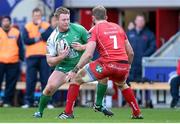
93, 78, 114, 116
107, 62, 143, 119
66, 74, 113, 117
59, 63, 99, 119
59, 68, 87, 119
95, 78, 108, 107
79, 62, 109, 110
62, 62, 106, 117
59, 62, 112, 119
114, 80, 143, 119
58, 82, 79, 119
79, 63, 113, 116
33, 70, 66, 118
39, 57, 53, 108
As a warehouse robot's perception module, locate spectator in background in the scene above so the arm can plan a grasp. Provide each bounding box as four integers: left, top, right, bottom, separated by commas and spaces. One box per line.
49, 14, 58, 29
0, 16, 24, 107
127, 22, 135, 31
21, 8, 52, 108
170, 59, 180, 108
126, 14, 156, 107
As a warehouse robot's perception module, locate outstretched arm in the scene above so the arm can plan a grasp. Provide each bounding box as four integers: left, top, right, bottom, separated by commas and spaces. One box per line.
71, 42, 86, 51
73, 41, 96, 72
65, 41, 96, 82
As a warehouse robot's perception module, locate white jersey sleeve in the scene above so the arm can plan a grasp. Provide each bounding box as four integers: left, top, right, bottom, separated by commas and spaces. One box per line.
46, 28, 59, 56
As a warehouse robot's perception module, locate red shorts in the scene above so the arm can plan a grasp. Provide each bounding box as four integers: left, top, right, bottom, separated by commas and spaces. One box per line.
88, 59, 130, 83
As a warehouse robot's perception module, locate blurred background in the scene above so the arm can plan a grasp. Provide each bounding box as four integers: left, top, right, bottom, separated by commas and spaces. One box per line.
0, 0, 180, 109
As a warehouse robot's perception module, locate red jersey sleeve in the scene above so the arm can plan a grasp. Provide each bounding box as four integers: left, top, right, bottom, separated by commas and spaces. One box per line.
88, 26, 97, 42
124, 33, 128, 40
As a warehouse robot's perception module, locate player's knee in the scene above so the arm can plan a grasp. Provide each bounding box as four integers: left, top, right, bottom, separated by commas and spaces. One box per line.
43, 89, 51, 96
99, 78, 108, 84
77, 69, 94, 83
116, 82, 129, 90
74, 74, 84, 84
73, 69, 87, 84
43, 84, 56, 96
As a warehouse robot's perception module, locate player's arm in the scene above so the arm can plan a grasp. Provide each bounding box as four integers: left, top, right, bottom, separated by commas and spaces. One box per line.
71, 42, 86, 51
71, 25, 89, 51
46, 46, 69, 67
71, 26, 96, 72
125, 39, 134, 65
46, 34, 69, 67
73, 41, 96, 72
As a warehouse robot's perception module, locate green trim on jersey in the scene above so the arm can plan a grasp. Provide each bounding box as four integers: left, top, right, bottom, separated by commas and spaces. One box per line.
47, 23, 88, 73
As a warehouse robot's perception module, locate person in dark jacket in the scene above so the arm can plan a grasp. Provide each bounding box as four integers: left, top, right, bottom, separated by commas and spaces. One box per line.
21, 8, 52, 108
127, 14, 156, 107
127, 14, 156, 81
170, 59, 180, 108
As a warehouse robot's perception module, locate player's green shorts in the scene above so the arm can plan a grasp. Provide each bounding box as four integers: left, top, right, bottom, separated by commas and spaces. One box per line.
55, 66, 74, 73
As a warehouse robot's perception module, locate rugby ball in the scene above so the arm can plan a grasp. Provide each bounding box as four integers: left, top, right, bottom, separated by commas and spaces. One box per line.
56, 39, 68, 53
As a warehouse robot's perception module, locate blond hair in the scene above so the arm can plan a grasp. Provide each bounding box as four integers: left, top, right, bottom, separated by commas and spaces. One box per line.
54, 7, 70, 18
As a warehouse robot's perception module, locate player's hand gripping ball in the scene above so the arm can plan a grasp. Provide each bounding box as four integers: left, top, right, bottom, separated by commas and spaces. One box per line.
56, 39, 69, 55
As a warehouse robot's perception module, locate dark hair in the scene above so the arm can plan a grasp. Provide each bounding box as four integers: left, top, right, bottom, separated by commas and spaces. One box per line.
32, 8, 42, 14
54, 7, 70, 18
1, 16, 11, 23
92, 5, 107, 20
49, 13, 55, 21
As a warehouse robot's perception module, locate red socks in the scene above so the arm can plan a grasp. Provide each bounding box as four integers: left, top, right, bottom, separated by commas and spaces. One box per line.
65, 83, 141, 116
65, 83, 80, 114
122, 88, 141, 116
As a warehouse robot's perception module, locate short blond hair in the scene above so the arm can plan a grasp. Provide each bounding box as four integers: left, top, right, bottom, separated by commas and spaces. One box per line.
92, 5, 107, 20
54, 7, 70, 18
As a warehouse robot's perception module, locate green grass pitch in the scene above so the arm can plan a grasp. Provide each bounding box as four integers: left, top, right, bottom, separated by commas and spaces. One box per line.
0, 107, 180, 123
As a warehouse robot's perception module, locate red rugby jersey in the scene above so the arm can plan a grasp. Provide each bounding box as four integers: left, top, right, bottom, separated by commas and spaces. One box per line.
88, 21, 128, 62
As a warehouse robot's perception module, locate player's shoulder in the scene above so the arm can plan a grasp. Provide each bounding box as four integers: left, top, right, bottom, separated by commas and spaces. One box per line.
70, 23, 84, 28
109, 22, 122, 29
48, 28, 59, 42
109, 22, 125, 33
70, 23, 87, 32
50, 28, 59, 37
